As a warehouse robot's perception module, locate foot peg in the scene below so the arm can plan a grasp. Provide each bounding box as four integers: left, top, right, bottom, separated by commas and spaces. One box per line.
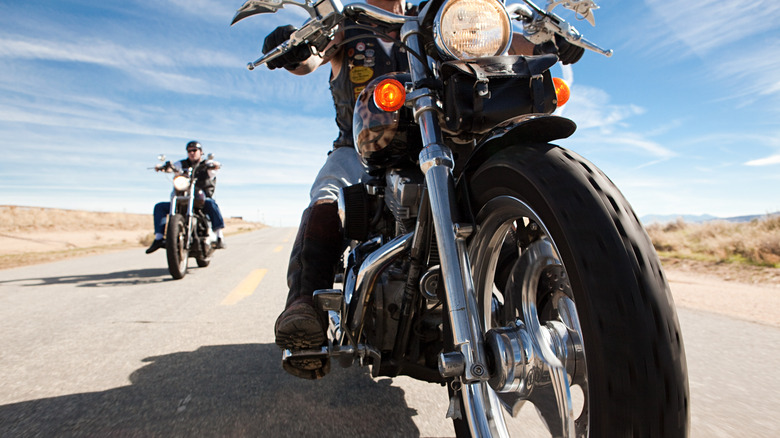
281, 343, 383, 377
282, 346, 329, 363
313, 289, 342, 312
282, 347, 331, 380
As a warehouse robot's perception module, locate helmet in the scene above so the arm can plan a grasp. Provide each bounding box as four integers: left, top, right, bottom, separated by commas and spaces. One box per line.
186, 141, 202, 151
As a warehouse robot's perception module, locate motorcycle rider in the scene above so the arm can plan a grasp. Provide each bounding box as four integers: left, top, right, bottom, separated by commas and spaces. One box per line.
264, 0, 585, 379
146, 140, 227, 254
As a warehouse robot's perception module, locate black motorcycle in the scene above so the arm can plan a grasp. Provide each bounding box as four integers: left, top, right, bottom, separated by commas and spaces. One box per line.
233, 0, 689, 436
154, 155, 218, 279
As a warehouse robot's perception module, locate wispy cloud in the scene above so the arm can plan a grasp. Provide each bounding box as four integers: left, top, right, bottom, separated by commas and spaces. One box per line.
641, 0, 780, 106
560, 86, 645, 131
713, 42, 780, 106
742, 132, 780, 166
745, 155, 780, 166
0, 34, 242, 69
644, 0, 780, 55
558, 83, 675, 159
164, 0, 235, 21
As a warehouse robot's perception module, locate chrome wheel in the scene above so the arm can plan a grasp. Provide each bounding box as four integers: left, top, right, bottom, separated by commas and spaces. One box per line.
465, 195, 588, 437
166, 214, 189, 279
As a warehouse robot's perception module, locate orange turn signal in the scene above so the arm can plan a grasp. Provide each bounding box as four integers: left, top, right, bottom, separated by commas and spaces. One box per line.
374, 78, 406, 112
553, 77, 570, 107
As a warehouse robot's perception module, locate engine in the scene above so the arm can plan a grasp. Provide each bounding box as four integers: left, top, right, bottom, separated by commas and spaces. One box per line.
338, 168, 426, 239
384, 168, 425, 234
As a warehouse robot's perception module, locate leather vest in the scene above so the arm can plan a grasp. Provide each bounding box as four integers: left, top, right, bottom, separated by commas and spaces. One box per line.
329, 22, 410, 149
179, 158, 216, 198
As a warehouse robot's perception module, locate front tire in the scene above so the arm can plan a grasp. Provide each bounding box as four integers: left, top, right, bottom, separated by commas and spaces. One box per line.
166, 214, 189, 279
457, 143, 689, 437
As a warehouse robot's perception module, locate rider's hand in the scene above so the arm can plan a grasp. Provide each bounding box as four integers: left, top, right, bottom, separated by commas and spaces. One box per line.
533, 34, 585, 65
262, 25, 312, 70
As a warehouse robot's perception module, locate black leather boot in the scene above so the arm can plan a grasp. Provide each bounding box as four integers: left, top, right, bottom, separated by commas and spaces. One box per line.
274, 202, 342, 379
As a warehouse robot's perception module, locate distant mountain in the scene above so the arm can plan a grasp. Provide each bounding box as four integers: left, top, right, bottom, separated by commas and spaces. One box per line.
640, 212, 780, 225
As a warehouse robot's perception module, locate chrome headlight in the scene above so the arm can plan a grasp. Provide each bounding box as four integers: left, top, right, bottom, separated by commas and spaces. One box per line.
173, 175, 190, 192
434, 0, 512, 60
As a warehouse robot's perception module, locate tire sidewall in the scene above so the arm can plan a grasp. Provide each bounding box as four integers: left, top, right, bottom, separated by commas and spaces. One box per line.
462, 143, 689, 436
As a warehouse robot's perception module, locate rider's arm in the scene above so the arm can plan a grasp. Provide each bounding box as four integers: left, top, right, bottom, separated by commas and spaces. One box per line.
286, 31, 344, 76
206, 160, 221, 179
508, 32, 536, 56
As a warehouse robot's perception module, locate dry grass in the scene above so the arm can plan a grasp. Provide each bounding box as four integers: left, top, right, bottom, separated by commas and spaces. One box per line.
646, 215, 780, 287
4, 205, 780, 286
1, 205, 150, 232
646, 215, 780, 268
0, 205, 266, 269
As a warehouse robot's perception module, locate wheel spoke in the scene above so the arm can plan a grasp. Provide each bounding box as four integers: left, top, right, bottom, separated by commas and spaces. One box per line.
468, 196, 589, 437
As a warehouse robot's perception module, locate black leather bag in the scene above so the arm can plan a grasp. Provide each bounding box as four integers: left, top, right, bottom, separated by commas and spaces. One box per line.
441, 54, 559, 134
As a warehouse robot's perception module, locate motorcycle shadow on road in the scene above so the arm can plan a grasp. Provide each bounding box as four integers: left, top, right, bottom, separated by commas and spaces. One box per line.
0, 343, 432, 437
0, 268, 173, 288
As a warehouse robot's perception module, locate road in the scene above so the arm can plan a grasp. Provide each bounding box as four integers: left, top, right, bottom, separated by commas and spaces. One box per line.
0, 228, 778, 437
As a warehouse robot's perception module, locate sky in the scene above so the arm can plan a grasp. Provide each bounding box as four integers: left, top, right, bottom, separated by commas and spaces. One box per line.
1, 0, 779, 227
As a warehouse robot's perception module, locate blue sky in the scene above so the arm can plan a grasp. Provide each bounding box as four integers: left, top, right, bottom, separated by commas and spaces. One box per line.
1, 0, 779, 227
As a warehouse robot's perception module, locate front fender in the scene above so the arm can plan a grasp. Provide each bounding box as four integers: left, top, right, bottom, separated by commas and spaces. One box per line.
455, 115, 576, 220
460, 115, 576, 178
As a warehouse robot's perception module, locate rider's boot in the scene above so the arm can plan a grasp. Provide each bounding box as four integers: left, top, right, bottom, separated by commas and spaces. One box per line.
275, 202, 342, 379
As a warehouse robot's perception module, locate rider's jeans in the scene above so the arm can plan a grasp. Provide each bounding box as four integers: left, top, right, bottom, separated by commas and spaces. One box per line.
153, 198, 225, 236
309, 146, 367, 205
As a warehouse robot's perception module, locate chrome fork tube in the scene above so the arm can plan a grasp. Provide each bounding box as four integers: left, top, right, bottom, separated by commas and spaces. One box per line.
401, 21, 488, 383
185, 182, 195, 248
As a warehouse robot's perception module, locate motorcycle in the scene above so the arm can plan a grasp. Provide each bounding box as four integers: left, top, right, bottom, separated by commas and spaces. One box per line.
153, 155, 219, 279
232, 0, 689, 436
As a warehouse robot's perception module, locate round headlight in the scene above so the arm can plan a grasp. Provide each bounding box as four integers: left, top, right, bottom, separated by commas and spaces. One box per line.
434, 0, 512, 60
173, 175, 190, 192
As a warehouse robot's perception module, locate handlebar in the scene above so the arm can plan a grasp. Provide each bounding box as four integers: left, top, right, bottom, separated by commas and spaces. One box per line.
508, 1, 612, 57
245, 1, 409, 70
154, 161, 174, 172
248, 41, 289, 70
241, 0, 612, 72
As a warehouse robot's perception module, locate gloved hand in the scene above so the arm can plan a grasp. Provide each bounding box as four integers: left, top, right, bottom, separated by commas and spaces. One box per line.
533, 34, 585, 65
262, 25, 312, 70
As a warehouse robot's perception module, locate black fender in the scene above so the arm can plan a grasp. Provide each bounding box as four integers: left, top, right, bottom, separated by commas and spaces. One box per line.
455, 114, 576, 219
460, 114, 576, 178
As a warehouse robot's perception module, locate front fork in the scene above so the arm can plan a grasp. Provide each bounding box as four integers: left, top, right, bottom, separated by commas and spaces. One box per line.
169, 185, 195, 250
401, 21, 489, 384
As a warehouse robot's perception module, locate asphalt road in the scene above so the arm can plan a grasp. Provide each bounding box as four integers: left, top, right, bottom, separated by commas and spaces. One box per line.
0, 228, 778, 437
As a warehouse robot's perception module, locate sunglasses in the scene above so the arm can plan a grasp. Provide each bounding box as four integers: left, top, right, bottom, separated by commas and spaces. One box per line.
187, 149, 200, 153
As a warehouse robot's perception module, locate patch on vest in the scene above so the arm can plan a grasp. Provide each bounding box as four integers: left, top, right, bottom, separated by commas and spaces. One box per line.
349, 66, 374, 84
354, 86, 366, 100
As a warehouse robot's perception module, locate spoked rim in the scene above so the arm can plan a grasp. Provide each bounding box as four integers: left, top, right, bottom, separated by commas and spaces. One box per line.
465, 196, 589, 437
174, 220, 188, 273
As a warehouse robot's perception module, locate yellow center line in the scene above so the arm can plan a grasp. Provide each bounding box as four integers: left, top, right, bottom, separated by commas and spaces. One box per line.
273, 245, 283, 253
221, 268, 268, 306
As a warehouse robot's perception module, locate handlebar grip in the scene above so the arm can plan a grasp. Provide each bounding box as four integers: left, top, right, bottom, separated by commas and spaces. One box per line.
248, 41, 289, 70
573, 35, 613, 57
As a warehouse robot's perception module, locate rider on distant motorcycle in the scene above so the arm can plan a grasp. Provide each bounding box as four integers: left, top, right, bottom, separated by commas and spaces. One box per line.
264, 0, 584, 379
146, 140, 226, 254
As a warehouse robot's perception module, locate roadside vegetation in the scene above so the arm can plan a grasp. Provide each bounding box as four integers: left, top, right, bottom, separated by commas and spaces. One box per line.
646, 215, 780, 268
3, 205, 779, 284
1, 205, 266, 269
